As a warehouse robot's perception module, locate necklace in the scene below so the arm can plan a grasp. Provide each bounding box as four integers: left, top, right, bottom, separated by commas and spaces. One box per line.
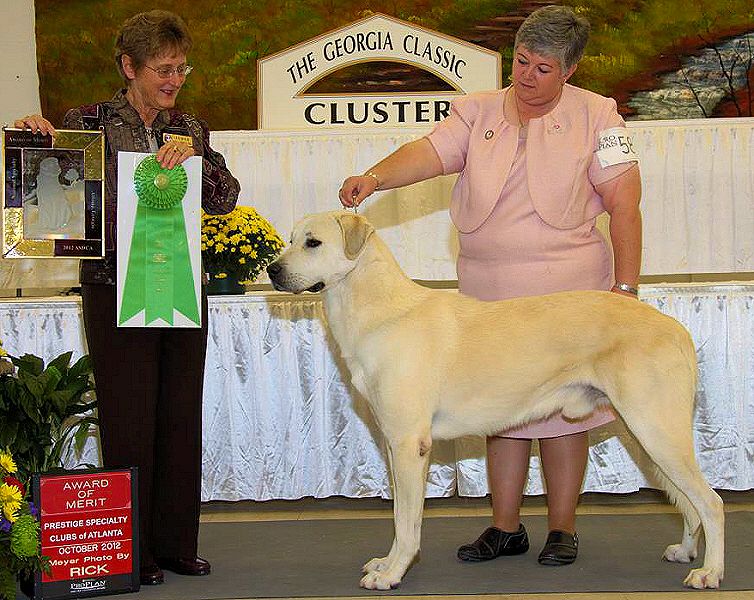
512, 84, 565, 125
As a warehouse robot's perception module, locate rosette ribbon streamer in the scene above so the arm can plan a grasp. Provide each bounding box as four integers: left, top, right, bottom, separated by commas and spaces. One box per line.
119, 155, 199, 325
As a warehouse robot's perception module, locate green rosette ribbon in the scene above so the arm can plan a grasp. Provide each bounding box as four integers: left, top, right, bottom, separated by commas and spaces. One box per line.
119, 155, 199, 326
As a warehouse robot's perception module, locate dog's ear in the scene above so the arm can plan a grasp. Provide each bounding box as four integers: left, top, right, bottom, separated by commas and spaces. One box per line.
335, 212, 374, 260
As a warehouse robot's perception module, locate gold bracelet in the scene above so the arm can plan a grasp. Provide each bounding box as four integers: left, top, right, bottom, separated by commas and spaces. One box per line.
613, 282, 639, 295
364, 171, 381, 190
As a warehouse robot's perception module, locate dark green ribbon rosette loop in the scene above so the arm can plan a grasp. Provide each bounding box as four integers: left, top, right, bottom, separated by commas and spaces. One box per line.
119, 155, 200, 327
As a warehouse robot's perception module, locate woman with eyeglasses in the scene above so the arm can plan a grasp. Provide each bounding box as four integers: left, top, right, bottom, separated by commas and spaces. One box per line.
15, 10, 239, 586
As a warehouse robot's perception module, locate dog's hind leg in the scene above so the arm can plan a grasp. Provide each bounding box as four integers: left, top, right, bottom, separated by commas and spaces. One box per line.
651, 466, 701, 562
360, 431, 432, 590
614, 383, 724, 589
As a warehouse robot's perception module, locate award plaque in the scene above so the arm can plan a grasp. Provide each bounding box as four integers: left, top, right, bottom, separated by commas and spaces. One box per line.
26, 468, 140, 599
2, 127, 104, 258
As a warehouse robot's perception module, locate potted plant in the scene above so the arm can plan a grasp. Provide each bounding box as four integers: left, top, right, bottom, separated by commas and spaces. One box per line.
0, 341, 97, 482
201, 206, 285, 295
0, 339, 96, 598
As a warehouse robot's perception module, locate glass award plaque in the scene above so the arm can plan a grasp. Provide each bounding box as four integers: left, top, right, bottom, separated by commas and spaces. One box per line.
2, 127, 104, 258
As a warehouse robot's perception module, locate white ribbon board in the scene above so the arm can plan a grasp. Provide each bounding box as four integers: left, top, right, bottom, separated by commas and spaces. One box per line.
116, 152, 202, 328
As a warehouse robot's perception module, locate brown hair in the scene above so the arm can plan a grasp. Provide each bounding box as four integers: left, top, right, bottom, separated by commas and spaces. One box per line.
114, 10, 193, 83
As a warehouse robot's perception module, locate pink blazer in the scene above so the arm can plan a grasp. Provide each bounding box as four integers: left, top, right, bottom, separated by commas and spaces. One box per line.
426, 84, 635, 233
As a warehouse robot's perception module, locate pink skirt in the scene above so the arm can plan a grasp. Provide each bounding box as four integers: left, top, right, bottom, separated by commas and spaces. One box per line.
456, 198, 616, 439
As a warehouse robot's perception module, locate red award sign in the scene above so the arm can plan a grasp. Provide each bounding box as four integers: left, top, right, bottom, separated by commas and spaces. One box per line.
27, 468, 139, 599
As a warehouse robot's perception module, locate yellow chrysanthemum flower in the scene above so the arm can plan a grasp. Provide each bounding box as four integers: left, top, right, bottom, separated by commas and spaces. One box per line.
0, 451, 17, 474
0, 482, 22, 522
201, 206, 285, 284
3, 505, 19, 522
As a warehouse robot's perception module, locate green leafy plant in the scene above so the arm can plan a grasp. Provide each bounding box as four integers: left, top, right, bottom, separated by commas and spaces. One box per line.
0, 340, 95, 598
0, 341, 98, 482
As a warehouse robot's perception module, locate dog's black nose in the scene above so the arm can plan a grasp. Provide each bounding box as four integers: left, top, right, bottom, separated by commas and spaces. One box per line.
267, 262, 282, 277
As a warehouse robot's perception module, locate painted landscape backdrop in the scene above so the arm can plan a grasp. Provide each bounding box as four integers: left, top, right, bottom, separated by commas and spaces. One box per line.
35, 0, 754, 130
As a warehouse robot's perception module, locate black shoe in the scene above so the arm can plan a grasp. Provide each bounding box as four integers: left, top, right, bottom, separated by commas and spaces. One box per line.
156, 556, 211, 576
139, 563, 164, 585
457, 525, 529, 562
538, 530, 578, 565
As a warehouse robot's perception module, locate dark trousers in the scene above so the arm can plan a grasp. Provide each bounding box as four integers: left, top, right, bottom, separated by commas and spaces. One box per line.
81, 284, 208, 566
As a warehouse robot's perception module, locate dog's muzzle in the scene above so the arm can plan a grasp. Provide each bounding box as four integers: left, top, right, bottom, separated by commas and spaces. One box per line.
266, 261, 288, 291
266, 261, 325, 293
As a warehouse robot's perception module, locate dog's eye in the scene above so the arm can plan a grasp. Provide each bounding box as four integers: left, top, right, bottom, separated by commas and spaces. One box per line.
306, 238, 321, 248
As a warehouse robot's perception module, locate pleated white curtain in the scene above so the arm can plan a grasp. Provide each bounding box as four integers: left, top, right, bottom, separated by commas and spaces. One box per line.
632, 119, 754, 274
3, 118, 752, 289
210, 118, 754, 280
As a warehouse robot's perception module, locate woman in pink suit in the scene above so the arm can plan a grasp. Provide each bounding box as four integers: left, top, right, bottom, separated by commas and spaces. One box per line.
339, 5, 641, 566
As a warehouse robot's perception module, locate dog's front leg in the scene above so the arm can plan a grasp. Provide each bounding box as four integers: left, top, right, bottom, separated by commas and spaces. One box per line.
360, 436, 431, 590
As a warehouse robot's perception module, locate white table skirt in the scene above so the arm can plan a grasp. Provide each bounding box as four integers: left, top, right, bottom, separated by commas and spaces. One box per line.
1, 283, 753, 501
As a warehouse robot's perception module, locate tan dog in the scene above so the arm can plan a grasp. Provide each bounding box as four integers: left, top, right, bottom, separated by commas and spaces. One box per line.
267, 211, 724, 590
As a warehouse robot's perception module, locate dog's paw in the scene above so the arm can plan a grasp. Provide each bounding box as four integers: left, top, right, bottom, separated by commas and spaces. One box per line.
360, 569, 401, 590
684, 567, 722, 589
663, 543, 697, 563
362, 556, 389, 574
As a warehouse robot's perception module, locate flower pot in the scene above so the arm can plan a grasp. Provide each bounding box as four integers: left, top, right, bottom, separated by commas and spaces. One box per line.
205, 274, 245, 296
20, 571, 34, 598
201, 206, 284, 296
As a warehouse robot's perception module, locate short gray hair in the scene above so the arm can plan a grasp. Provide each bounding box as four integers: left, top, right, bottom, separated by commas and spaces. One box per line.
514, 5, 590, 73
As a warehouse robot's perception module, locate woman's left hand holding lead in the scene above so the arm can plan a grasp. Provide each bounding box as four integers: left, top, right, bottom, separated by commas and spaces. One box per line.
157, 141, 194, 170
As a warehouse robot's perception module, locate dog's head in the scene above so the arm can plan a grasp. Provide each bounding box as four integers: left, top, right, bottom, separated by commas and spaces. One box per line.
267, 211, 374, 293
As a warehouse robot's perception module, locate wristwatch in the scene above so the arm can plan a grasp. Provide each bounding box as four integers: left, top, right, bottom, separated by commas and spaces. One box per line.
613, 282, 639, 295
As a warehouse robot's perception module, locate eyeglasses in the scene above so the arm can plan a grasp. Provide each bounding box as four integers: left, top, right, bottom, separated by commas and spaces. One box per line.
144, 64, 194, 79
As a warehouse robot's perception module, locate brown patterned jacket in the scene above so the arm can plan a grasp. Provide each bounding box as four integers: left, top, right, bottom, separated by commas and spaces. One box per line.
63, 90, 240, 285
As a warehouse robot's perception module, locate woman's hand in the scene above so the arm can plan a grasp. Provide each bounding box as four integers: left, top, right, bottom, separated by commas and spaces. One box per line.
337, 138, 444, 208
339, 174, 379, 208
13, 114, 56, 136
157, 141, 195, 170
